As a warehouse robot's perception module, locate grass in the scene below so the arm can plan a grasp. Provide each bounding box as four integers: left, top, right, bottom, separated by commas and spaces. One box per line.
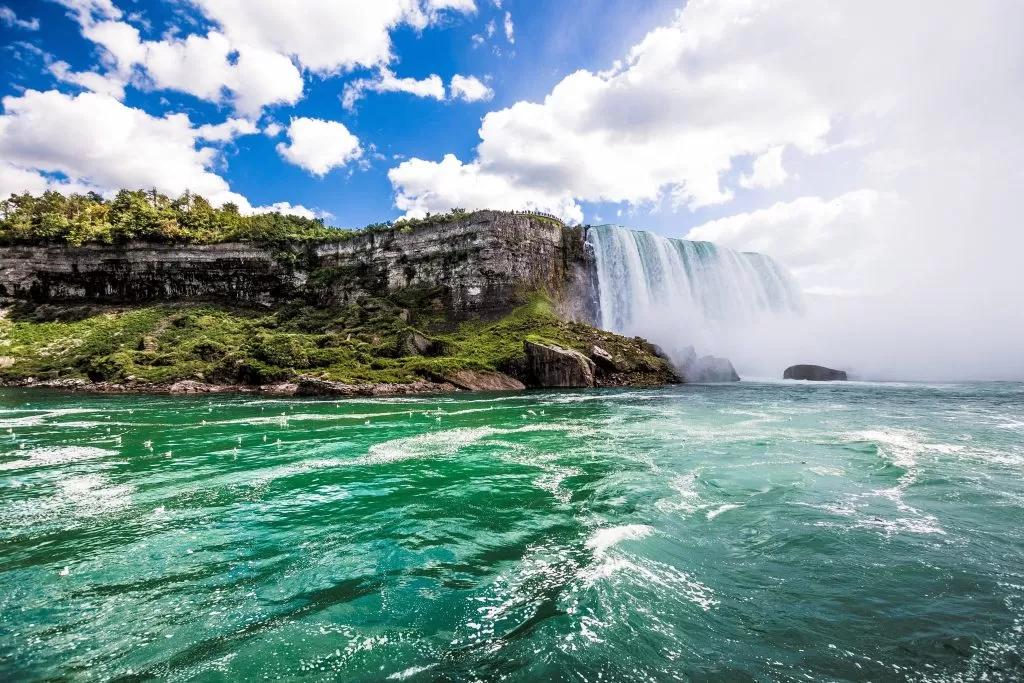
0, 292, 673, 387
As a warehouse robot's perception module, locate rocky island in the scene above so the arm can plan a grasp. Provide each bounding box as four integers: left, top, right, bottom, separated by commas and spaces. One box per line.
0, 189, 678, 395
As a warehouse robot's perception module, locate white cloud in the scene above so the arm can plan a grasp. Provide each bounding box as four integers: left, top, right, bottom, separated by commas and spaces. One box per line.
185, 0, 474, 74
81, 22, 304, 115
53, 0, 120, 23
388, 153, 583, 223
471, 34, 485, 48
342, 68, 446, 111
276, 117, 362, 176
685, 190, 895, 290
57, 0, 476, 115
450, 74, 493, 102
262, 121, 283, 137
426, 0, 476, 13
503, 11, 513, 43
0, 89, 309, 218
0, 6, 40, 30
48, 60, 126, 99
389, 1, 837, 221
249, 202, 330, 220
739, 146, 788, 189
196, 117, 260, 142
487, 18, 496, 37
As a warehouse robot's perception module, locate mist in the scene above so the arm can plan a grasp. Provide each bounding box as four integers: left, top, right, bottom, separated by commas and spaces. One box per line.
666, 0, 1024, 382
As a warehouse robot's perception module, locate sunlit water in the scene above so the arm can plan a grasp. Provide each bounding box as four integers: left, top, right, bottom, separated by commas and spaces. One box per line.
1, 382, 1022, 681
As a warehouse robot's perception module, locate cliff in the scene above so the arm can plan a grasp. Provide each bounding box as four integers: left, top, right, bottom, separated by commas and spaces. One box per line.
0, 211, 676, 393
0, 211, 593, 321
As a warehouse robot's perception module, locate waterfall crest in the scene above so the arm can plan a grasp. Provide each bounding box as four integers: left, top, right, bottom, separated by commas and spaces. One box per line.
587, 225, 805, 377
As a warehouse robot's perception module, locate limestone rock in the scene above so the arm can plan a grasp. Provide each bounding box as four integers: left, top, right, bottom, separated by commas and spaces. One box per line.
589, 345, 619, 374
403, 330, 445, 357
443, 370, 526, 391
524, 341, 596, 388
784, 364, 848, 381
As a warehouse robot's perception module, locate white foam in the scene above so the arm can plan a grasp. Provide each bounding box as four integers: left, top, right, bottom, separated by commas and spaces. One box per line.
0, 446, 114, 471
585, 524, 655, 556
706, 503, 741, 520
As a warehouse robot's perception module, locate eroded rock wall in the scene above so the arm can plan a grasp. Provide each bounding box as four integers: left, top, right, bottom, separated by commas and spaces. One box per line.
0, 212, 593, 318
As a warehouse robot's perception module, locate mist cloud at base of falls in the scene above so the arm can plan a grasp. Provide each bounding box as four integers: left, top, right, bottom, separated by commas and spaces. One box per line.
587, 225, 814, 379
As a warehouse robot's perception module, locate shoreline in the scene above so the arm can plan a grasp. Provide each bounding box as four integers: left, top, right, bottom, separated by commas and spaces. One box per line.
0, 376, 464, 398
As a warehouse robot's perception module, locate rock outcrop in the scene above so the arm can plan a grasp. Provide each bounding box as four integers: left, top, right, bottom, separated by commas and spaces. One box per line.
0, 212, 590, 321
524, 341, 596, 388
675, 346, 741, 382
443, 370, 526, 392
784, 364, 848, 381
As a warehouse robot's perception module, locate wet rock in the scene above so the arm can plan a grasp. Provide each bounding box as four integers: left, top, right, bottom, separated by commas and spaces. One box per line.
443, 370, 526, 391
784, 364, 848, 381
681, 354, 741, 382
524, 341, 596, 388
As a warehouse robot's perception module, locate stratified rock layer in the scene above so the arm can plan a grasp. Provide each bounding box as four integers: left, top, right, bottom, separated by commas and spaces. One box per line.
0, 212, 592, 321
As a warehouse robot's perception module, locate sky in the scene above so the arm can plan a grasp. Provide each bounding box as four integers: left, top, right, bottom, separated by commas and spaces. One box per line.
1, 0, 1023, 379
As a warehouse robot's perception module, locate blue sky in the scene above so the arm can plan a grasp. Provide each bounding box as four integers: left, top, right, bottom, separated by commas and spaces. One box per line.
1, 0, 706, 231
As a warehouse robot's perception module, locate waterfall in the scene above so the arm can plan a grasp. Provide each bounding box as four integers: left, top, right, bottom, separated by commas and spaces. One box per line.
587, 225, 805, 377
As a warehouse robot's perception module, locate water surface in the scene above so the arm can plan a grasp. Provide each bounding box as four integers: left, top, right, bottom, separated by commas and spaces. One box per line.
1, 382, 1022, 681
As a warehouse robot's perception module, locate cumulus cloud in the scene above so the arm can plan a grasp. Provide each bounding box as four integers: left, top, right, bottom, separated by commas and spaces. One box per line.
739, 146, 788, 190
450, 74, 493, 102
48, 60, 126, 99
185, 0, 474, 74
276, 117, 363, 176
389, 1, 838, 221
503, 11, 513, 43
57, 0, 476, 115
0, 6, 40, 30
0, 89, 312, 217
195, 117, 260, 143
80, 22, 304, 115
388, 154, 583, 223
342, 68, 446, 111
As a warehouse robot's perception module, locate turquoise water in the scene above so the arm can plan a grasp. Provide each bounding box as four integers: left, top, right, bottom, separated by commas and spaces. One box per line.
1, 383, 1022, 681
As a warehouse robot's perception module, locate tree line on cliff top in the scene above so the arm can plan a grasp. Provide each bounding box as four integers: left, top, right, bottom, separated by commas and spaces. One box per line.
0, 189, 355, 246
0, 190, 566, 247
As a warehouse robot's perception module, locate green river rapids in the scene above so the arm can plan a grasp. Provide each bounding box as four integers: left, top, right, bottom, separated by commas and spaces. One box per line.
1, 382, 1022, 681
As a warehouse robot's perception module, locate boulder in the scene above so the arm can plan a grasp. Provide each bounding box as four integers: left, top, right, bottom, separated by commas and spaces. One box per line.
403, 330, 445, 357
443, 370, 526, 391
524, 341, 596, 388
589, 345, 619, 374
681, 354, 741, 382
784, 364, 848, 381
168, 380, 227, 394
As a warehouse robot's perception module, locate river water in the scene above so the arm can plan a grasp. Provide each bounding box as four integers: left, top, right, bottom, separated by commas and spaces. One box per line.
1, 382, 1022, 681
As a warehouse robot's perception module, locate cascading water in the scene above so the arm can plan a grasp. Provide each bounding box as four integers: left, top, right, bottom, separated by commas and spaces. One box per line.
587, 225, 805, 378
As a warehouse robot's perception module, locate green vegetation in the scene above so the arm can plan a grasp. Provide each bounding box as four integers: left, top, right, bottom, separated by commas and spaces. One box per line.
0, 189, 563, 247
0, 294, 670, 388
0, 189, 352, 246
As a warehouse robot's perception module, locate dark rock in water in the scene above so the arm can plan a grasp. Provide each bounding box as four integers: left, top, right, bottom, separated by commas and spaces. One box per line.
673, 346, 740, 382
683, 355, 741, 383
443, 370, 525, 392
784, 364, 848, 381
524, 341, 596, 388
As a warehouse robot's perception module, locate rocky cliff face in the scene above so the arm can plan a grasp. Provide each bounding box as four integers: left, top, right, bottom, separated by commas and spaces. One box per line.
0, 212, 593, 320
